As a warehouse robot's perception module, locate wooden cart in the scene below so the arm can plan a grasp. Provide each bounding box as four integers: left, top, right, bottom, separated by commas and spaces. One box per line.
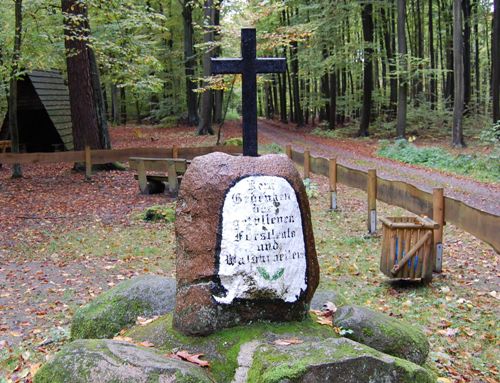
380, 216, 439, 282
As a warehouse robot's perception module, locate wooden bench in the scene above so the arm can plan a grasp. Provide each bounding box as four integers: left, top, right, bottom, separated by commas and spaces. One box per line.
129, 157, 189, 195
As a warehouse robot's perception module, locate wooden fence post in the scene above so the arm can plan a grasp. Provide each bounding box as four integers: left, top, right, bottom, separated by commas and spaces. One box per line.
433, 188, 444, 273
304, 149, 311, 179
172, 145, 179, 159
285, 144, 292, 159
329, 158, 338, 210
85, 146, 92, 180
367, 169, 377, 234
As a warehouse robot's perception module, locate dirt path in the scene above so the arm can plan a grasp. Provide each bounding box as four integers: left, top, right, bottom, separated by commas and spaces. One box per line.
259, 119, 500, 215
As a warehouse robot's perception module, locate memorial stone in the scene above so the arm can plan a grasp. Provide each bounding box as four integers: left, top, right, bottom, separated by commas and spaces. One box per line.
173, 152, 319, 335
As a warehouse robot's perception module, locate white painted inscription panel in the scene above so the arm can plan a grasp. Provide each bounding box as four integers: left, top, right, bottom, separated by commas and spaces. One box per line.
214, 176, 307, 304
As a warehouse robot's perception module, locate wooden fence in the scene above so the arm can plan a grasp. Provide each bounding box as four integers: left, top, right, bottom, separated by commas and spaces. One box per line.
0, 145, 242, 165
289, 147, 499, 253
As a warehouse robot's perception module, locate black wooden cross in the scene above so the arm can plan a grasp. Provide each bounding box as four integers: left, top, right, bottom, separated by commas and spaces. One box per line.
212, 28, 286, 157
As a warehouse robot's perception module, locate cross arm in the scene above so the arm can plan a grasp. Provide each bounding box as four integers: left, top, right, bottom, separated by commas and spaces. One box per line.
255, 58, 287, 74
211, 58, 243, 75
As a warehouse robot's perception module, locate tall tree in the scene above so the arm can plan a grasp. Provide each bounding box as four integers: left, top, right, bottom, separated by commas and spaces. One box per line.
8, 0, 23, 178
452, 0, 465, 147
197, 0, 215, 135
62, 0, 110, 151
396, 0, 407, 137
493, 0, 500, 122
359, 1, 373, 137
428, 0, 437, 108
181, 0, 198, 125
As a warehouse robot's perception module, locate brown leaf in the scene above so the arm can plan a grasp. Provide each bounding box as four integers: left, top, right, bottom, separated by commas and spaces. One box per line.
138, 341, 155, 348
175, 350, 210, 368
316, 316, 333, 326
273, 338, 304, 346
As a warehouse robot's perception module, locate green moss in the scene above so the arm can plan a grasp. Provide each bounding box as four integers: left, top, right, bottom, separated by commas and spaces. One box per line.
127, 314, 335, 382
361, 327, 374, 337
71, 279, 153, 340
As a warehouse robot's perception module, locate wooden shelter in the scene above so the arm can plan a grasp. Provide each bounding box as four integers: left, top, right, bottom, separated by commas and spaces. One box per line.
0, 70, 74, 152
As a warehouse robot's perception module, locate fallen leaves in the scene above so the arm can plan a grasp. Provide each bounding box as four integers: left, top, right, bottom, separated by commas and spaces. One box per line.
310, 301, 337, 327
135, 316, 158, 326
168, 351, 210, 368
273, 338, 304, 346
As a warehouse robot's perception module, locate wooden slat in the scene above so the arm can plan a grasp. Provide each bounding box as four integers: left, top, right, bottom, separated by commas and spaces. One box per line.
28, 76, 66, 85
0, 151, 84, 164
31, 82, 68, 91
36, 95, 70, 102
129, 158, 188, 173
49, 115, 73, 124
29, 71, 63, 79
35, 89, 70, 97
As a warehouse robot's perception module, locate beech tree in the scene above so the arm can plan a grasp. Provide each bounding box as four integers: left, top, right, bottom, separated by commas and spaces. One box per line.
62, 0, 110, 151
8, 0, 23, 178
493, 0, 500, 123
452, 0, 465, 147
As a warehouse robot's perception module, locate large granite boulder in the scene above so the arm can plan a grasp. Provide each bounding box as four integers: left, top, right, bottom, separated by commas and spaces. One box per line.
333, 305, 430, 365
248, 337, 435, 383
174, 153, 320, 335
71, 275, 176, 339
33, 339, 213, 383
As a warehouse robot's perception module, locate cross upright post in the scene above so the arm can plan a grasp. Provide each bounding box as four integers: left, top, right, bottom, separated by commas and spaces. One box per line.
211, 28, 287, 157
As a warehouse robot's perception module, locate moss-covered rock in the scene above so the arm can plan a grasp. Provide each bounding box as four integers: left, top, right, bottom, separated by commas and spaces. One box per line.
126, 314, 338, 382
33, 339, 213, 383
333, 305, 429, 365
310, 289, 348, 310
223, 137, 243, 146
71, 275, 176, 340
248, 337, 435, 383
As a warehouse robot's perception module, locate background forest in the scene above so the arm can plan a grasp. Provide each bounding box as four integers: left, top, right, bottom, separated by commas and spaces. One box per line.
0, 0, 499, 147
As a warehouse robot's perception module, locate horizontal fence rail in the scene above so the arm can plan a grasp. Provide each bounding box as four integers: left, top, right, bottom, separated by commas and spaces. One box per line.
0, 145, 242, 165
290, 148, 499, 253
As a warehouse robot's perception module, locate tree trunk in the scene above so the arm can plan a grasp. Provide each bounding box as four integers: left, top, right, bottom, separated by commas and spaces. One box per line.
213, 2, 223, 124
396, 0, 408, 138
120, 87, 127, 124
462, 0, 472, 112
493, 0, 500, 122
111, 83, 120, 124
445, 1, 455, 108
62, 0, 108, 151
290, 40, 303, 126
452, 0, 465, 147
473, 0, 480, 109
329, 71, 337, 129
381, 1, 397, 116
429, 0, 437, 107
197, 0, 215, 135
182, 1, 198, 126
8, 0, 23, 178
359, 1, 373, 137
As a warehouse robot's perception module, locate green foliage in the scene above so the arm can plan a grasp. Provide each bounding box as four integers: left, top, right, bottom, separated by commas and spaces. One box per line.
223, 137, 243, 146
479, 121, 500, 145
378, 139, 500, 182
142, 205, 176, 223
303, 178, 319, 199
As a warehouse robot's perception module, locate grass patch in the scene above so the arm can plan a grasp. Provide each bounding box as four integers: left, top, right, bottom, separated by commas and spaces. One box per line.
377, 139, 500, 182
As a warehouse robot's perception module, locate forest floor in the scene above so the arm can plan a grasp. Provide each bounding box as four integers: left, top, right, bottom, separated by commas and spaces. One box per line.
0, 122, 498, 383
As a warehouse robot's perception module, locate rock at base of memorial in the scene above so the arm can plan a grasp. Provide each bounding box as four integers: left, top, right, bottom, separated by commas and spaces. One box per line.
310, 289, 348, 310
71, 275, 176, 340
248, 337, 435, 383
33, 339, 213, 383
333, 305, 430, 365
174, 152, 319, 336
